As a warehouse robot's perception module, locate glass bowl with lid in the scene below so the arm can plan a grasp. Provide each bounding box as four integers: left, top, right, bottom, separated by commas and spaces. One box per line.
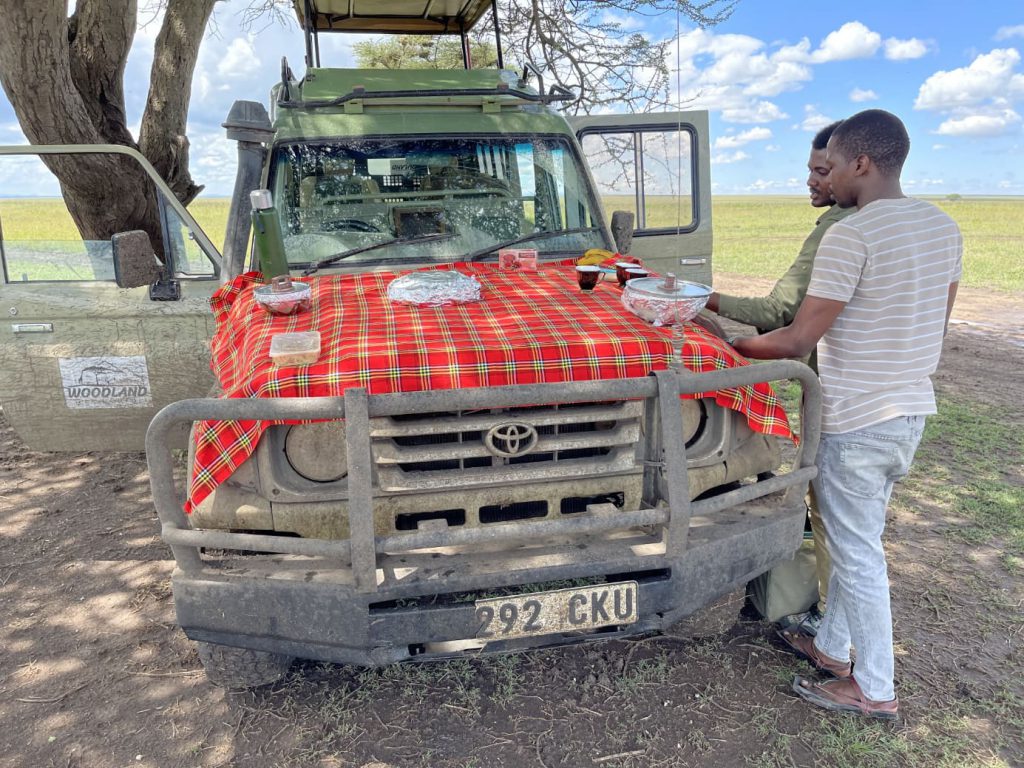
621, 273, 711, 326
622, 273, 711, 368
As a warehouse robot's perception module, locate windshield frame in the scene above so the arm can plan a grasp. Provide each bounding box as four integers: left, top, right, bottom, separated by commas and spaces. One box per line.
263, 132, 613, 272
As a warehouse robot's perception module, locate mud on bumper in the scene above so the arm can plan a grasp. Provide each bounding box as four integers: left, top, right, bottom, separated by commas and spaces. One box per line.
149, 364, 820, 666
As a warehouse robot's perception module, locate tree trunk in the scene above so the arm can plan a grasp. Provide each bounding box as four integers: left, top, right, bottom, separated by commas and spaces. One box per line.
0, 0, 217, 258
139, 0, 220, 207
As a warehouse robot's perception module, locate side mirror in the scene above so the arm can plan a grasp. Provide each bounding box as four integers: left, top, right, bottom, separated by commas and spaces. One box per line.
111, 231, 162, 289
610, 210, 635, 255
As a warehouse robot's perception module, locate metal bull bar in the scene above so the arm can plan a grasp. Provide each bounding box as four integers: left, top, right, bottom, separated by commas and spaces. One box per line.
147, 360, 821, 592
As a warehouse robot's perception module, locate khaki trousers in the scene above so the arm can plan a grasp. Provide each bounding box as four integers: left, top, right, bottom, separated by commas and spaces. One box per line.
808, 483, 830, 613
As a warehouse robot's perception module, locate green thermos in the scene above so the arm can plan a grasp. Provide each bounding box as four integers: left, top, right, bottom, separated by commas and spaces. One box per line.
250, 189, 290, 280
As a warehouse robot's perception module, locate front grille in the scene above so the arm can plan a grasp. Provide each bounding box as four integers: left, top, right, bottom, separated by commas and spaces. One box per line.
370, 401, 643, 492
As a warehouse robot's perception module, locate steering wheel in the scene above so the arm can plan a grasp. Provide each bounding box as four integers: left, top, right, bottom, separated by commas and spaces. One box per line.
323, 218, 381, 233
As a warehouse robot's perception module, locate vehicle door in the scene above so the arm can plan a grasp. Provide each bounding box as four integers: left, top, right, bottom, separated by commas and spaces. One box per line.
0, 145, 222, 451
570, 112, 712, 286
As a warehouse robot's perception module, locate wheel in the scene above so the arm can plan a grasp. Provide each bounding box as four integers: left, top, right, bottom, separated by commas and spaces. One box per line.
195, 641, 294, 689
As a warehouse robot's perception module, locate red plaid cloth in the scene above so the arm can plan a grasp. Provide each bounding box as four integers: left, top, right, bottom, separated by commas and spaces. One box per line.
186, 263, 793, 513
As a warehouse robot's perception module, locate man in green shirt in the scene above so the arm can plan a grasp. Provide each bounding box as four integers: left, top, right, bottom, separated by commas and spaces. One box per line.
706, 120, 852, 635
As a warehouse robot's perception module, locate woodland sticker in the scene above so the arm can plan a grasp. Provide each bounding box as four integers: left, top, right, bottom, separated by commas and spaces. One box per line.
58, 355, 152, 409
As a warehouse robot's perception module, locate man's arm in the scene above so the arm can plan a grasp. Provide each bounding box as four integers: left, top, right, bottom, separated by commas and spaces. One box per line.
944, 281, 959, 336
711, 206, 850, 331
731, 295, 846, 359
711, 249, 813, 330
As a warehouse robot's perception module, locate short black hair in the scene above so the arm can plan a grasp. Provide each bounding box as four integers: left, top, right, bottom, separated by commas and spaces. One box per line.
829, 109, 910, 176
811, 121, 842, 151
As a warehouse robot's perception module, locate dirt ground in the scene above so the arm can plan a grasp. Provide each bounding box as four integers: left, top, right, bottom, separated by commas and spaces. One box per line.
1, 277, 1022, 768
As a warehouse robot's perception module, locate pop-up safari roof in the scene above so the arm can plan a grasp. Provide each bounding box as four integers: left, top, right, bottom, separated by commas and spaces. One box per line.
292, 0, 494, 34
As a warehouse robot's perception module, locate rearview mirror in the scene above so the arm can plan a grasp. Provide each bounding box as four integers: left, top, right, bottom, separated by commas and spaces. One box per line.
111, 231, 162, 288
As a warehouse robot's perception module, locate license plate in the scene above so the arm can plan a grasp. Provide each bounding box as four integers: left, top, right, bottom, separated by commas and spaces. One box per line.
475, 581, 638, 640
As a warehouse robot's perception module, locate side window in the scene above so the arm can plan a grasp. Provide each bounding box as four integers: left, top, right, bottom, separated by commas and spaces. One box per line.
167, 198, 221, 278
0, 155, 115, 283
0, 151, 219, 283
579, 126, 696, 234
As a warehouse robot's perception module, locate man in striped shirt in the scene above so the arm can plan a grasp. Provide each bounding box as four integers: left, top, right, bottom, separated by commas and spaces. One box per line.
732, 109, 961, 720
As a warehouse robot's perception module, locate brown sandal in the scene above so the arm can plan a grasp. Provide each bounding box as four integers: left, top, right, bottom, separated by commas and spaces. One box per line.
777, 629, 852, 678
792, 675, 899, 720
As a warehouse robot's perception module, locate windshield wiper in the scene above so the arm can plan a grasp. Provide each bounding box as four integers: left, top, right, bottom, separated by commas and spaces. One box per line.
302, 232, 456, 276
464, 227, 602, 262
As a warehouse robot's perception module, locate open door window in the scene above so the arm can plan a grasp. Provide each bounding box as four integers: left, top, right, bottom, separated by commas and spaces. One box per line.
571, 112, 713, 286
0, 145, 223, 452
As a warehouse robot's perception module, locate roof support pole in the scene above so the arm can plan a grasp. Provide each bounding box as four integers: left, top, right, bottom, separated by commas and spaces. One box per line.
491, 0, 504, 69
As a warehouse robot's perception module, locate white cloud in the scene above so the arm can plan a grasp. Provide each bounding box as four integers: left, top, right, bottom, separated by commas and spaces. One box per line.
915, 48, 1024, 138
666, 22, 896, 125
714, 126, 772, 149
915, 48, 1024, 110
667, 29, 806, 123
218, 37, 261, 79
904, 178, 946, 189
935, 110, 1022, 137
797, 105, 835, 132
764, 144, 781, 152
884, 37, 928, 60
185, 127, 239, 195
809, 22, 881, 63
849, 87, 878, 102
995, 25, 1024, 41
712, 150, 750, 164
720, 100, 788, 124
932, 143, 948, 150
744, 179, 785, 192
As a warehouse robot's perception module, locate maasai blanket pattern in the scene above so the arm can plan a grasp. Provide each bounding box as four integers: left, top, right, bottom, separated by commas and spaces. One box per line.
186, 263, 794, 512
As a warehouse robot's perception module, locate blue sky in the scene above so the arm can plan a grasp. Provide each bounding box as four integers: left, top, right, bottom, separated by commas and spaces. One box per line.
0, 1, 1021, 197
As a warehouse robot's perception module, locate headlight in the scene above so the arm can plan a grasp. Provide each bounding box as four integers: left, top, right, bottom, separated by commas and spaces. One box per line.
681, 399, 706, 447
284, 421, 348, 482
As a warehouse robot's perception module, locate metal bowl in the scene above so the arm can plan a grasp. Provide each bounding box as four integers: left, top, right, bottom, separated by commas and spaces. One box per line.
254, 279, 312, 316
621, 275, 711, 326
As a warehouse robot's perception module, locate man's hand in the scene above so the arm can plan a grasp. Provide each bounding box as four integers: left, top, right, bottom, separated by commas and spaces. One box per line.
705, 291, 720, 314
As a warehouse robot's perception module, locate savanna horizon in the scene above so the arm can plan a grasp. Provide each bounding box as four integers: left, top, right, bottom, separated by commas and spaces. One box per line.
2, 195, 1021, 291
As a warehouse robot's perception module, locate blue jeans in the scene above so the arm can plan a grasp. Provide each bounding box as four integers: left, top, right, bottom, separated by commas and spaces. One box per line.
811, 415, 926, 701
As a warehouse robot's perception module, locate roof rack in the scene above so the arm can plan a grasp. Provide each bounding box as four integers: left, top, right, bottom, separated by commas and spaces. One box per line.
276, 79, 575, 110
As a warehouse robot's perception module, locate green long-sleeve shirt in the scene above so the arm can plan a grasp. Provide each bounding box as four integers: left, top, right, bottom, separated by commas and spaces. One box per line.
717, 204, 854, 332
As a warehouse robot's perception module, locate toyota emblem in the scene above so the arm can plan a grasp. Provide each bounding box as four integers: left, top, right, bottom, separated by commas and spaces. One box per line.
484, 421, 539, 458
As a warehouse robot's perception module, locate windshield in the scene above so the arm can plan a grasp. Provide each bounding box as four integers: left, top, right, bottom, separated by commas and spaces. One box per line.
269, 135, 608, 267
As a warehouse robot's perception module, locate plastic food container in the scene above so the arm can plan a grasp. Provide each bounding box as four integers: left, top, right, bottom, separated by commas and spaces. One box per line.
254, 276, 312, 316
269, 331, 321, 366
621, 274, 711, 326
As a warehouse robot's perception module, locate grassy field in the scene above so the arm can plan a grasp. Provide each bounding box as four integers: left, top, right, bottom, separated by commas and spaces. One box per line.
1, 195, 1021, 291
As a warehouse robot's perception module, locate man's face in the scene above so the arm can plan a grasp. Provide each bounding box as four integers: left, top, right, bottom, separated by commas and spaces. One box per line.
806, 148, 833, 207
824, 137, 858, 208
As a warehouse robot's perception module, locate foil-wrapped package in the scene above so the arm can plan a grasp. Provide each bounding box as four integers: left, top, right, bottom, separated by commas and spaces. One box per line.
387, 270, 483, 307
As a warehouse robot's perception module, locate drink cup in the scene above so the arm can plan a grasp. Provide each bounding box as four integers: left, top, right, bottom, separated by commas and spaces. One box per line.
615, 261, 637, 287
576, 265, 604, 291
624, 267, 649, 282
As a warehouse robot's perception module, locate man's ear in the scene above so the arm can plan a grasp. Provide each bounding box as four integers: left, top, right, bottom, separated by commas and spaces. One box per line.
852, 153, 872, 176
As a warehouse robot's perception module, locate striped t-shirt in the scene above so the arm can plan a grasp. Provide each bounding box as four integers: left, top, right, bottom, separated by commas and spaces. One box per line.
806, 197, 962, 434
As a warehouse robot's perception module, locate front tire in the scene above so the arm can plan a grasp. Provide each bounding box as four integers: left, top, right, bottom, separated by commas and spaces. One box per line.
196, 641, 294, 689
